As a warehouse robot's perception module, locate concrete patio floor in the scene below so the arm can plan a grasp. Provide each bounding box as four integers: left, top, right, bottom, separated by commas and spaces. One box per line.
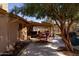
18, 36, 66, 56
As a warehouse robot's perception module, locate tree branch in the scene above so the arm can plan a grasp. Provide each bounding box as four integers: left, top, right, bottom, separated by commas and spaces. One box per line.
67, 18, 74, 32
54, 20, 62, 30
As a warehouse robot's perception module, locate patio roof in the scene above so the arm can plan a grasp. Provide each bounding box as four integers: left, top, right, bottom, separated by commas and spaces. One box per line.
28, 21, 53, 27
0, 8, 53, 27
8, 13, 30, 24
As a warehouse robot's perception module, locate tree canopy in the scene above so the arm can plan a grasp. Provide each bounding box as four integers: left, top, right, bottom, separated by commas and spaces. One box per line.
19, 4, 79, 20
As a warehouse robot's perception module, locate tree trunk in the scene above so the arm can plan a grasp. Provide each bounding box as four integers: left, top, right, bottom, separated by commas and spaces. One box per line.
54, 19, 74, 52
60, 29, 74, 52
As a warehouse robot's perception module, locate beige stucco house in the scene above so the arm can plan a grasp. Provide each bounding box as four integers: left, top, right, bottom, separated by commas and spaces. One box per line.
0, 4, 53, 52
0, 8, 30, 52
0, 8, 53, 52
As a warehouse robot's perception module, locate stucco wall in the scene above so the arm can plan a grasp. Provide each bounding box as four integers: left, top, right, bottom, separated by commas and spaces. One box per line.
0, 15, 9, 52
19, 26, 27, 41
33, 26, 50, 32
0, 13, 28, 52
8, 22, 18, 46
0, 15, 18, 52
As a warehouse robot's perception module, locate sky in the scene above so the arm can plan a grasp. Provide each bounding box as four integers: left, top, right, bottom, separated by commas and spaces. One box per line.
8, 3, 45, 23
8, 3, 23, 11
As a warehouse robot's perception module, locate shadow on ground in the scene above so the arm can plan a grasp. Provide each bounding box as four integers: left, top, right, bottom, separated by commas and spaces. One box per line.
21, 42, 60, 56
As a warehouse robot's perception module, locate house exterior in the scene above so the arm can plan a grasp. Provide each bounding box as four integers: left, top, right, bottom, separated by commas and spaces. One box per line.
0, 8, 9, 52
33, 22, 53, 33
0, 4, 53, 52
28, 22, 53, 37
9, 12, 30, 41
0, 8, 30, 52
